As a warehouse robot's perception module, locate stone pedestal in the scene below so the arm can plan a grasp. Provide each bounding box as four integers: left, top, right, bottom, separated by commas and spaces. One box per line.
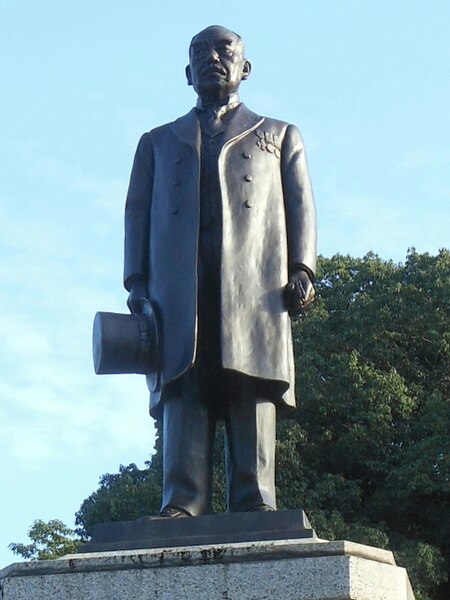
0, 539, 415, 600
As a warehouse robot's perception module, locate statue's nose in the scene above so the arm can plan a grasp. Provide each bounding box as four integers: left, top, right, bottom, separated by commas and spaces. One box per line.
207, 49, 220, 63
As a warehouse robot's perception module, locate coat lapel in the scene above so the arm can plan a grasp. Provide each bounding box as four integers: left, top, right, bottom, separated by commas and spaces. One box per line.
169, 104, 264, 151
221, 103, 264, 146
169, 109, 201, 154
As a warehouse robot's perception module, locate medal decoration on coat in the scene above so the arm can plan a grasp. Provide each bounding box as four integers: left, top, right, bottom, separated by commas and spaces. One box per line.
255, 130, 281, 158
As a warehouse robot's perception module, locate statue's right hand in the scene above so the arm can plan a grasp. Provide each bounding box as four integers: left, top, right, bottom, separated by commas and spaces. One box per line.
127, 280, 148, 314
285, 269, 315, 316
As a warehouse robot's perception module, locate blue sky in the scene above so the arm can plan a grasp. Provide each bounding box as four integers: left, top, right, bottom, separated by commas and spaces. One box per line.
1, 0, 449, 568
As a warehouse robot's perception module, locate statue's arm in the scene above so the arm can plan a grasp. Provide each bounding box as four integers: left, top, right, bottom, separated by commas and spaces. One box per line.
281, 124, 317, 314
124, 133, 154, 312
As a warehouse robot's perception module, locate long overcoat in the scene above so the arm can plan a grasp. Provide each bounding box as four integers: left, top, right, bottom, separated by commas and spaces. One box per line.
124, 103, 317, 417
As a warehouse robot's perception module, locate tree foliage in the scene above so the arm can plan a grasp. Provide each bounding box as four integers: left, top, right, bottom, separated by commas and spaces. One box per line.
15, 251, 449, 599
9, 520, 81, 560
277, 249, 450, 600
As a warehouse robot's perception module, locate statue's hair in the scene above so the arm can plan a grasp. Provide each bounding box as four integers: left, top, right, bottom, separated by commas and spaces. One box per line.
189, 25, 244, 50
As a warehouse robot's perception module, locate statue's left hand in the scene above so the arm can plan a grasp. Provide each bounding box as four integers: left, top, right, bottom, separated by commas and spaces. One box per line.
285, 269, 315, 316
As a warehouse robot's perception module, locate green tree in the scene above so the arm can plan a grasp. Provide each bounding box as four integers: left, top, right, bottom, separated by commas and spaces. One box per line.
276, 249, 450, 600
9, 520, 81, 560
76, 461, 162, 537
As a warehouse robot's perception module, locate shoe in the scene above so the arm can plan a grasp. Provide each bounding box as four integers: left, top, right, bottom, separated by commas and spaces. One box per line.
247, 504, 275, 512
158, 505, 191, 518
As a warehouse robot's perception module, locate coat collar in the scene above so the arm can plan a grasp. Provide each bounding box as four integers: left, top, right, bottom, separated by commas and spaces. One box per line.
170, 104, 264, 152
169, 108, 200, 153
221, 103, 264, 147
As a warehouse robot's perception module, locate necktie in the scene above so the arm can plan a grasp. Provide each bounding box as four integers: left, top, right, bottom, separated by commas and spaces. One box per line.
207, 107, 224, 135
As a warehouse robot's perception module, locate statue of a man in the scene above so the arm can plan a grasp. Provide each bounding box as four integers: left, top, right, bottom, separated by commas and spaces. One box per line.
124, 25, 317, 517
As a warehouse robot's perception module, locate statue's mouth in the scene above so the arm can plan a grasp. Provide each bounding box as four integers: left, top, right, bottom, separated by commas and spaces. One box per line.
202, 67, 226, 78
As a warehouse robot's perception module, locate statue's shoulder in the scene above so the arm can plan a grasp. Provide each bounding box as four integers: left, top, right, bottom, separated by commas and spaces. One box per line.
258, 115, 301, 135
260, 115, 289, 128
142, 109, 196, 140
139, 109, 197, 143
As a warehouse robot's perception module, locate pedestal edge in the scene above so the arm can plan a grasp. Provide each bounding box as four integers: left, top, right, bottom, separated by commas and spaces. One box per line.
0, 539, 395, 579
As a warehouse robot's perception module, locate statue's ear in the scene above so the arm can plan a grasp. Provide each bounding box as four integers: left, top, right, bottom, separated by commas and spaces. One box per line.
185, 65, 193, 86
241, 60, 252, 81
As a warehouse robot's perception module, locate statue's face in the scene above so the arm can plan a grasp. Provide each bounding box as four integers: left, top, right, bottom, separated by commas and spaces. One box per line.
187, 26, 251, 101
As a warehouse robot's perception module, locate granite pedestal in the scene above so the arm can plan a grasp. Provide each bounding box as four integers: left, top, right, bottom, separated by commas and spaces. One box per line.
0, 539, 415, 600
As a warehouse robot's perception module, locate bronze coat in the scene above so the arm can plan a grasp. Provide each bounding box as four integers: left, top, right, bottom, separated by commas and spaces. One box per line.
124, 104, 317, 416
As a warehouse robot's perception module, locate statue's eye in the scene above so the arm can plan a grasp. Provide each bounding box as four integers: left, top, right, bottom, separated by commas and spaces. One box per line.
219, 46, 233, 56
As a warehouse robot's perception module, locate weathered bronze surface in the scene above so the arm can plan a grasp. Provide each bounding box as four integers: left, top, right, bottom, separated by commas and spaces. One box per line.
80, 510, 316, 553
93, 299, 159, 387
120, 25, 317, 516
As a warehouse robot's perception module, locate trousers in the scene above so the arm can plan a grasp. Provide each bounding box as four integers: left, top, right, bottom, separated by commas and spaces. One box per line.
160, 221, 277, 515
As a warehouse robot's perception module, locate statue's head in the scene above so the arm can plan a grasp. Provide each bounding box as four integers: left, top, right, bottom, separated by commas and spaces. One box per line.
186, 25, 251, 102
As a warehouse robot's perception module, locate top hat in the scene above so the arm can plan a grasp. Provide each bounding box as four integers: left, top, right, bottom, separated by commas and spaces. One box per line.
92, 298, 159, 391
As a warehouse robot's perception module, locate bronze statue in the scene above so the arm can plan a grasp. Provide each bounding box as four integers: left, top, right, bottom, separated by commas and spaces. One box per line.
124, 25, 317, 517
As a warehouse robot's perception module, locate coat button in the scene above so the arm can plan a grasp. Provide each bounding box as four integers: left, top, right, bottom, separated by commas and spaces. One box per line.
242, 152, 252, 159
245, 200, 252, 208
175, 156, 182, 164
171, 207, 179, 214
244, 174, 253, 182
173, 181, 180, 187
